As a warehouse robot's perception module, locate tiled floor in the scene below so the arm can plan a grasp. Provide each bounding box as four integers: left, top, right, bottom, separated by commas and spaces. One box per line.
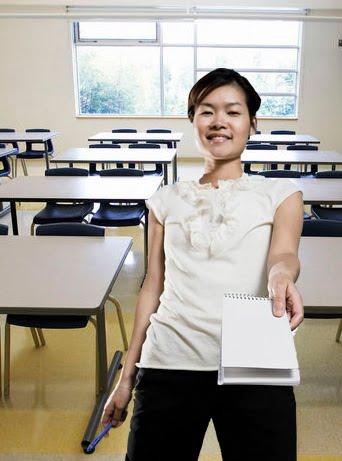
0, 159, 341, 460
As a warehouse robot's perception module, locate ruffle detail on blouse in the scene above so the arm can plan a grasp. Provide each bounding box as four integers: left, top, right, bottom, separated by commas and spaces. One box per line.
177, 174, 265, 256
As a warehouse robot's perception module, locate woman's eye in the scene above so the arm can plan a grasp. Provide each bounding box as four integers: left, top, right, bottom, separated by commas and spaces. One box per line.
228, 111, 239, 116
201, 111, 212, 115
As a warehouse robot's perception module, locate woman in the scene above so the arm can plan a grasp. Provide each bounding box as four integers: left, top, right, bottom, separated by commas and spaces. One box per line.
102, 68, 304, 461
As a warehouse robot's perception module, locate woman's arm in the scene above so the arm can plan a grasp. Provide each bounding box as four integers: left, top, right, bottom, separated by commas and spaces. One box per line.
267, 191, 304, 330
102, 209, 165, 427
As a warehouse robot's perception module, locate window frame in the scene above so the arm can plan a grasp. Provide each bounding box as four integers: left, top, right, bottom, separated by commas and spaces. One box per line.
73, 19, 302, 119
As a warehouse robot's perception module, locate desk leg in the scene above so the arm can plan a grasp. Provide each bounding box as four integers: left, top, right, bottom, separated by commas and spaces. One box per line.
173, 154, 178, 183
10, 202, 18, 235
82, 307, 123, 451
44, 142, 50, 170
163, 164, 168, 185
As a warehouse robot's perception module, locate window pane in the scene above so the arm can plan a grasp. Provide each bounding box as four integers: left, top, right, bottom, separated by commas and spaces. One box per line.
197, 48, 298, 70
197, 20, 300, 46
258, 96, 296, 117
163, 47, 194, 115
77, 47, 160, 115
162, 22, 194, 44
240, 72, 297, 94
79, 21, 157, 40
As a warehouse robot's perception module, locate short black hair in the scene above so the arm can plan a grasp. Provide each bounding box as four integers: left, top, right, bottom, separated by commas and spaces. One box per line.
188, 68, 261, 122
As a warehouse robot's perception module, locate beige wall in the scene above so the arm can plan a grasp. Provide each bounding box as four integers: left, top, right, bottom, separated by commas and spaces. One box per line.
0, 17, 341, 157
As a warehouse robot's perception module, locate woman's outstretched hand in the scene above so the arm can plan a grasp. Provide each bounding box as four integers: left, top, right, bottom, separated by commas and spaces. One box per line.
268, 274, 304, 330
101, 381, 133, 428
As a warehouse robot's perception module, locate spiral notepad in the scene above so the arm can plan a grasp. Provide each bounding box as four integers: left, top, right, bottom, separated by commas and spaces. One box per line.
218, 293, 300, 386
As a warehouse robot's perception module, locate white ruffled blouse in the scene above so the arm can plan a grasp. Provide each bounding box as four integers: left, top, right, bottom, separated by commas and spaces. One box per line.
138, 174, 302, 371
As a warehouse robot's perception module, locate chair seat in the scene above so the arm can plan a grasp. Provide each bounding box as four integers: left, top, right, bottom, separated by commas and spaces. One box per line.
91, 203, 145, 227
311, 205, 342, 221
7, 314, 89, 329
143, 169, 163, 176
33, 202, 94, 224
16, 150, 50, 159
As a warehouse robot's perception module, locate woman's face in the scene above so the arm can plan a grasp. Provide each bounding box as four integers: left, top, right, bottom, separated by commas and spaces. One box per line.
193, 83, 255, 161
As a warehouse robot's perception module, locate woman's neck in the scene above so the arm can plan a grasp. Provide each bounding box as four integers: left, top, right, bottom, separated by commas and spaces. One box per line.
199, 159, 244, 187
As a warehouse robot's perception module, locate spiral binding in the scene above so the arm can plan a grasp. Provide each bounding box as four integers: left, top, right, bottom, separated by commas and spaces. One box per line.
224, 292, 270, 301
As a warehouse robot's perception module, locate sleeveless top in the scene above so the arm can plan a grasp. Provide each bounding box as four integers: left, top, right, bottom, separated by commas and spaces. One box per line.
138, 173, 302, 370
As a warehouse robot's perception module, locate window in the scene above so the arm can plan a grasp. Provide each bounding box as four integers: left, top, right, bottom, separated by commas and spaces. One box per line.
73, 19, 301, 118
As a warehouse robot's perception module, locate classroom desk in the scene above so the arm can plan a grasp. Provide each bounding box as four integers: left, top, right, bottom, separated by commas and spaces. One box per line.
297, 237, 342, 314
241, 150, 342, 167
88, 132, 183, 181
248, 134, 320, 145
0, 235, 132, 450
287, 178, 342, 205
0, 175, 162, 273
51, 147, 178, 184
0, 131, 58, 169
0, 147, 17, 159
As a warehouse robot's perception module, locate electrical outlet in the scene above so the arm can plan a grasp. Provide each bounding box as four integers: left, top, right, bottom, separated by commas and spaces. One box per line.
339, 39, 342, 47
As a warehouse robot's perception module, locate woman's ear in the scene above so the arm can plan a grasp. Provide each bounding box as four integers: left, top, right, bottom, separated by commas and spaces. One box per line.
250, 117, 257, 136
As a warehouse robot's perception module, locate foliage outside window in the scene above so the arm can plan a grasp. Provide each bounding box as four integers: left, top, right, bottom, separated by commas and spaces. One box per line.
74, 19, 301, 118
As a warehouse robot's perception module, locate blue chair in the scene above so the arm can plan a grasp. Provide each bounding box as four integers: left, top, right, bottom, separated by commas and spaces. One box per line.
128, 143, 162, 176
0, 153, 11, 179
146, 129, 173, 148
89, 143, 122, 171
3, 222, 128, 397
0, 224, 8, 235
245, 143, 278, 174
270, 130, 296, 149
287, 144, 319, 173
90, 168, 148, 271
112, 129, 138, 168
258, 170, 301, 178
30, 167, 94, 235
301, 219, 342, 341
15, 129, 54, 176
311, 171, 342, 222
0, 129, 19, 177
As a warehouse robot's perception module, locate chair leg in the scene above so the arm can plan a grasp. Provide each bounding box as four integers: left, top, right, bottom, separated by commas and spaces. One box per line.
336, 319, 342, 343
30, 328, 40, 348
21, 159, 28, 176
14, 157, 17, 178
37, 328, 46, 346
4, 323, 11, 397
108, 295, 128, 351
89, 317, 99, 396
30, 222, 35, 236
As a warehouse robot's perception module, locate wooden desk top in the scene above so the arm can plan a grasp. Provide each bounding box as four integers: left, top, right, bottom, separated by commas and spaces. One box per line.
249, 134, 320, 145
0, 131, 58, 142
242, 150, 342, 165
0, 147, 17, 158
0, 236, 132, 314
297, 237, 342, 308
51, 147, 177, 164
0, 175, 163, 202
88, 132, 183, 142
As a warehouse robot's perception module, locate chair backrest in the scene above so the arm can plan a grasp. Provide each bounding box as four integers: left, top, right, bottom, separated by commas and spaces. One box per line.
45, 167, 89, 176
246, 143, 277, 150
0, 156, 11, 177
0, 128, 19, 149
0, 143, 5, 148
146, 129, 171, 133
36, 222, 104, 236
302, 220, 342, 237
112, 129, 137, 133
287, 145, 318, 151
315, 171, 342, 178
99, 168, 144, 177
89, 143, 121, 149
0, 223, 9, 235
258, 170, 301, 178
25, 128, 54, 153
255, 130, 261, 134
270, 130, 296, 135
128, 143, 160, 149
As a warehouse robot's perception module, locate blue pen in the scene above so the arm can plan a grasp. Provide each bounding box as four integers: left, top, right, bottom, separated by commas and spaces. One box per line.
86, 423, 112, 453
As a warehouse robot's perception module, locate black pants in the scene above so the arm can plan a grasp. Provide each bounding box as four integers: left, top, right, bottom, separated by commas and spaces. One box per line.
126, 369, 296, 461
